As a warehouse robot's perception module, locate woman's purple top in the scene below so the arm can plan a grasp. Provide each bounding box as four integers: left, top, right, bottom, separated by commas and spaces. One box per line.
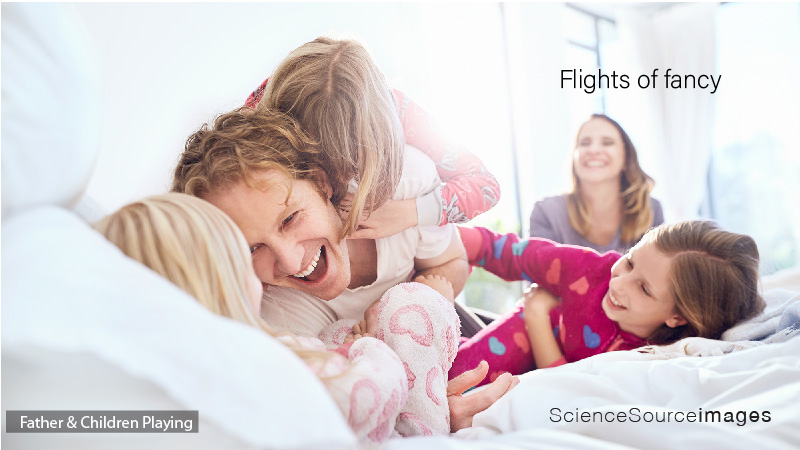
529, 194, 664, 254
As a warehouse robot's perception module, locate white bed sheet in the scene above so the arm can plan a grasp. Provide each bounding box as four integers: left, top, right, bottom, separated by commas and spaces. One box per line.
380, 272, 800, 450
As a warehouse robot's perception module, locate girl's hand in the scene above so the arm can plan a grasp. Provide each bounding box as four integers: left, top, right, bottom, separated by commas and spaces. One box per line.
523, 286, 560, 319
521, 287, 565, 368
339, 195, 418, 240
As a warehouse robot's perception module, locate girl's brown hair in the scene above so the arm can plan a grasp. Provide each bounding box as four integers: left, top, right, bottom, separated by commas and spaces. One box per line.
643, 220, 765, 344
257, 36, 405, 237
567, 114, 655, 245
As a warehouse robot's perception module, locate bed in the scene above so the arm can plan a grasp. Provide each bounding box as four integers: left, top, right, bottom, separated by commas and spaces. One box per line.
3, 3, 799, 449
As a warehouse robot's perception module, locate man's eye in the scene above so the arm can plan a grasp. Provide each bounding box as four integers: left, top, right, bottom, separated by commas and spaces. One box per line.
283, 213, 295, 226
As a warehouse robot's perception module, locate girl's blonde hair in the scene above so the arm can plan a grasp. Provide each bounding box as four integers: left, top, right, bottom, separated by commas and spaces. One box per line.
642, 220, 765, 344
567, 114, 655, 245
256, 36, 405, 238
93, 193, 321, 360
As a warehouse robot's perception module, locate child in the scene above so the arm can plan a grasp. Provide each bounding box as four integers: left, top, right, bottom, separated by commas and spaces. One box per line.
319, 273, 460, 437
94, 193, 460, 442
450, 221, 766, 386
244, 36, 501, 239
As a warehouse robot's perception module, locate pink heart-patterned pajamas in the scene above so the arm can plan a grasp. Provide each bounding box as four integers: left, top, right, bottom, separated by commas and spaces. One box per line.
450, 226, 646, 387
317, 282, 460, 443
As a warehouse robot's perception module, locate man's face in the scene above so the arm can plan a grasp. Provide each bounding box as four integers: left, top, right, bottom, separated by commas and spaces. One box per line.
203, 169, 351, 301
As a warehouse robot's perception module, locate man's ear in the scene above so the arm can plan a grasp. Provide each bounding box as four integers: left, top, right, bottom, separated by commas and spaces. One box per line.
665, 314, 688, 328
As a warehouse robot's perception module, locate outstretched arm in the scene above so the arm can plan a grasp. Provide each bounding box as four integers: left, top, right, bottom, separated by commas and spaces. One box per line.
458, 225, 612, 298
394, 89, 501, 226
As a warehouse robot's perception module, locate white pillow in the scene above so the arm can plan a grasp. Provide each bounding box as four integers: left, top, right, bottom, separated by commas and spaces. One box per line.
1, 206, 356, 448
1, 3, 100, 218
2, 4, 356, 447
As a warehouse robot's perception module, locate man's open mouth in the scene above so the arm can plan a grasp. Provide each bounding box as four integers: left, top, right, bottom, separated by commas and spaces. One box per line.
292, 246, 327, 282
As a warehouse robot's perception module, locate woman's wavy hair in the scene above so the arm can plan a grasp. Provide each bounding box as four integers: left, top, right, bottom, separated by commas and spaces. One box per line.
642, 220, 765, 344
256, 36, 405, 237
567, 114, 655, 244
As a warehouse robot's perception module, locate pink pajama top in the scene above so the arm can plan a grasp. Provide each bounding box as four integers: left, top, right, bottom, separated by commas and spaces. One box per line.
245, 80, 501, 226
451, 226, 647, 386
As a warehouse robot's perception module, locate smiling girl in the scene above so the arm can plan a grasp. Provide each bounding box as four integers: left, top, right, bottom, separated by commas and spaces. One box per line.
450, 221, 765, 386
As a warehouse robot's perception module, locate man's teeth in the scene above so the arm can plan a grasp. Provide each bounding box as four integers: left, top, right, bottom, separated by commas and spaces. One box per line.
293, 247, 322, 278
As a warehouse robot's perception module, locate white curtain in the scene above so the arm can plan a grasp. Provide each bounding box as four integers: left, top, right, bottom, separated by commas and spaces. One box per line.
613, 3, 718, 221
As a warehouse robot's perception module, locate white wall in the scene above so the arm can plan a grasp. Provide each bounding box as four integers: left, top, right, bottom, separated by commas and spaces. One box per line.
72, 2, 535, 222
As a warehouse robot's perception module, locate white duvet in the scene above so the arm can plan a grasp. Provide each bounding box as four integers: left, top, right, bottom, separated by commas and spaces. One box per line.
382, 279, 800, 449
374, 336, 800, 449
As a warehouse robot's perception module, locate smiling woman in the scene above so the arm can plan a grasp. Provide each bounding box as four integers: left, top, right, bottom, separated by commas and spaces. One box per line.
529, 114, 664, 254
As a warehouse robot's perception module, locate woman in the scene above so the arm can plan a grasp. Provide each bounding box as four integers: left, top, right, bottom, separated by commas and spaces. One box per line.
529, 114, 664, 254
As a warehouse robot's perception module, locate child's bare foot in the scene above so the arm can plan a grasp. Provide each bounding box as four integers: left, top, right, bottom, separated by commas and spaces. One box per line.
343, 330, 373, 345
414, 274, 455, 304
344, 318, 374, 344
361, 298, 384, 336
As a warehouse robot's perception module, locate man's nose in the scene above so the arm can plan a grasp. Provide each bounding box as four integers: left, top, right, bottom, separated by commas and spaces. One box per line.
270, 239, 305, 277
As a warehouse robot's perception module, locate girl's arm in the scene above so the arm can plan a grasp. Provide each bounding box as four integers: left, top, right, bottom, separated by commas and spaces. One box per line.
522, 288, 565, 368
459, 226, 611, 298
393, 89, 501, 227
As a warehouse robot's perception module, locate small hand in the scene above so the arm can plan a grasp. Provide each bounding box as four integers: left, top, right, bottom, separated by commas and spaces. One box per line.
522, 287, 560, 320
447, 361, 520, 432
413, 274, 455, 304
339, 195, 418, 240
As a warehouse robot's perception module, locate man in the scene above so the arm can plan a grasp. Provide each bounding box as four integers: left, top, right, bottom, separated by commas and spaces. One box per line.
173, 107, 518, 431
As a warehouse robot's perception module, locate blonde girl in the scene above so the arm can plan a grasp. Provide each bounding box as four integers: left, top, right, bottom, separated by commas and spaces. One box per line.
94, 193, 463, 442
245, 36, 501, 239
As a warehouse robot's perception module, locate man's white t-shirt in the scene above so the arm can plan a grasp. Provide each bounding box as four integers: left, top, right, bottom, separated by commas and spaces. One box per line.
260, 145, 455, 337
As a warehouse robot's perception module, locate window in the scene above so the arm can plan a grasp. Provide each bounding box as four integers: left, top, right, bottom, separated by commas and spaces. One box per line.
459, 3, 616, 315
563, 4, 612, 123
709, 2, 800, 275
